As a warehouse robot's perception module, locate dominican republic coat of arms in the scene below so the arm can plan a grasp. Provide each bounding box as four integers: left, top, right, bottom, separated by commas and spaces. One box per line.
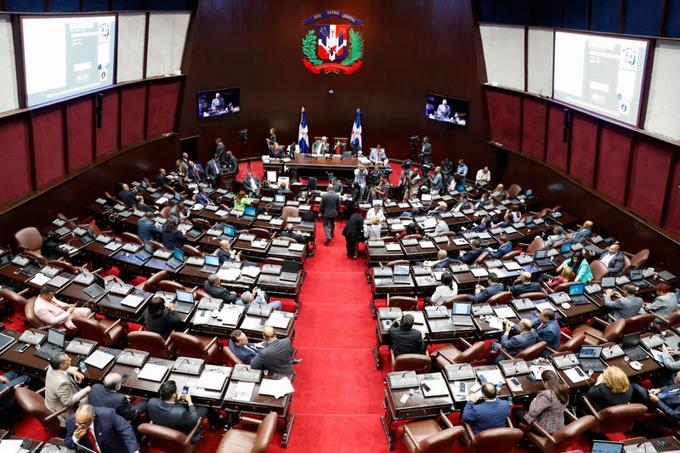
301, 10, 364, 75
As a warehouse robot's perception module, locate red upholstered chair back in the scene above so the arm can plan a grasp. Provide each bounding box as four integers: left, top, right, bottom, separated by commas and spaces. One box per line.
15, 227, 43, 252
0, 289, 29, 314
143, 270, 169, 292
526, 236, 545, 254
121, 232, 144, 245
420, 426, 465, 453
630, 249, 649, 268
472, 427, 524, 453
14, 386, 62, 437
487, 291, 513, 306
249, 228, 272, 240
603, 319, 626, 343
453, 341, 486, 364
506, 184, 522, 198
514, 341, 547, 361
170, 332, 214, 361
47, 259, 81, 274
386, 259, 410, 267
127, 331, 172, 358
72, 317, 106, 343
518, 291, 548, 300
500, 250, 520, 260
393, 353, 432, 374
388, 296, 418, 311
590, 260, 609, 282
253, 412, 279, 453
551, 415, 595, 449
182, 244, 203, 257
160, 206, 173, 219
137, 423, 192, 453
223, 345, 243, 365
439, 294, 469, 309
622, 255, 632, 275
623, 313, 655, 335
25, 299, 46, 329
473, 251, 489, 265
158, 280, 186, 292
559, 333, 587, 353
593, 403, 647, 433
281, 206, 299, 221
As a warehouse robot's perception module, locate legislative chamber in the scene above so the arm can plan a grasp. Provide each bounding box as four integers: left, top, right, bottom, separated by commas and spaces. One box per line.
0, 1, 678, 452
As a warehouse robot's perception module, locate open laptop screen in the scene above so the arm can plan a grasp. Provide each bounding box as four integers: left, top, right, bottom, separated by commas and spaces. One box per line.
452, 303, 471, 315
204, 255, 219, 266
591, 440, 623, 453
47, 328, 65, 348
172, 248, 185, 262
579, 345, 602, 359
244, 206, 256, 216
568, 283, 585, 297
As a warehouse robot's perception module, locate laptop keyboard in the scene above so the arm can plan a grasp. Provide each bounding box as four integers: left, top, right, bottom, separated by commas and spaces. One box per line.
83, 285, 105, 299
451, 315, 474, 326
579, 358, 605, 372
624, 346, 648, 361
34, 345, 63, 361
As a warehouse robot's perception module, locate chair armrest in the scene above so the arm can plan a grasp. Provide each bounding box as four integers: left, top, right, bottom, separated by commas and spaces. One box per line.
499, 349, 513, 360
565, 409, 577, 421
86, 312, 96, 319
203, 336, 218, 353
36, 387, 45, 394
593, 316, 610, 327
546, 346, 558, 354
506, 417, 514, 428
403, 426, 421, 448
240, 415, 264, 425
606, 314, 616, 323
439, 411, 454, 429
17, 288, 30, 296
623, 251, 634, 258
183, 418, 203, 446
583, 330, 607, 343
44, 405, 72, 422
164, 334, 174, 347
0, 385, 13, 399
462, 422, 474, 443
560, 331, 572, 341
530, 422, 557, 444
653, 313, 669, 324
581, 396, 600, 420
459, 338, 473, 348
103, 319, 123, 335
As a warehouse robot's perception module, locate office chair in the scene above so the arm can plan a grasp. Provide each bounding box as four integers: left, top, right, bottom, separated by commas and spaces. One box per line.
590, 260, 609, 281
217, 412, 278, 453
517, 291, 549, 300
386, 295, 417, 311
434, 339, 486, 369
15, 227, 46, 262
138, 419, 203, 453
170, 331, 220, 363
486, 291, 513, 306
121, 232, 144, 245
401, 411, 465, 453
15, 386, 69, 435
181, 244, 203, 257
72, 316, 125, 347
572, 317, 625, 345
526, 413, 595, 453
462, 423, 523, 453
140, 270, 169, 292
506, 184, 522, 198
581, 398, 647, 434
127, 330, 174, 358
620, 313, 655, 335
391, 352, 431, 374
499, 341, 548, 362
525, 236, 545, 254
0, 288, 32, 317
551, 332, 587, 353
626, 249, 649, 268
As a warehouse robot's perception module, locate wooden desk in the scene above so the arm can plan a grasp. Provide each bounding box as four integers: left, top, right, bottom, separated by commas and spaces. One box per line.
167, 364, 232, 407
366, 244, 405, 265
113, 357, 176, 399
96, 289, 153, 322
232, 238, 270, 261
622, 436, 680, 451
239, 312, 296, 341
256, 273, 303, 301
286, 154, 359, 179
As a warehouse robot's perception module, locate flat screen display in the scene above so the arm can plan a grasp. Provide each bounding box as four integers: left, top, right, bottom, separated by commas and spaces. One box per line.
197, 87, 240, 118
553, 31, 648, 126
22, 15, 116, 107
425, 94, 469, 126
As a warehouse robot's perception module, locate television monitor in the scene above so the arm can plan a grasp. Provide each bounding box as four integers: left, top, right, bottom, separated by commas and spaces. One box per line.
425, 94, 469, 126
197, 87, 240, 118
21, 15, 117, 107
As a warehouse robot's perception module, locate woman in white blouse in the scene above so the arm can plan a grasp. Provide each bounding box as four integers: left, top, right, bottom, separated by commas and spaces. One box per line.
430, 272, 458, 305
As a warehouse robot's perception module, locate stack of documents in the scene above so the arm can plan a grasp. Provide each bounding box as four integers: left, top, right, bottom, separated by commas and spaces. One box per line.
259, 377, 295, 399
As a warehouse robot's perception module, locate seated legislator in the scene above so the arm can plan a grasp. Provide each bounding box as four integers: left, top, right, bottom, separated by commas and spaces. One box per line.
462, 383, 511, 434
424, 249, 458, 270
224, 150, 238, 173
161, 217, 188, 251
251, 326, 295, 375
117, 183, 142, 208
35, 286, 93, 331
510, 272, 542, 298
604, 285, 644, 320
216, 239, 241, 264
143, 296, 183, 338
147, 381, 208, 444
474, 166, 491, 188
467, 273, 505, 303
366, 203, 386, 224
429, 272, 458, 306
528, 309, 560, 350
549, 252, 593, 287
137, 212, 162, 241
570, 220, 594, 243
233, 190, 251, 211
598, 243, 625, 276
364, 216, 382, 241
487, 234, 512, 259
89, 373, 147, 421
490, 319, 539, 363
228, 329, 262, 364
544, 226, 567, 248
430, 214, 449, 236
65, 404, 139, 453
155, 168, 167, 187
279, 223, 306, 244
451, 194, 473, 213
203, 274, 238, 304
312, 136, 330, 155
270, 143, 285, 159
459, 238, 484, 264
513, 370, 569, 434
642, 283, 678, 322
237, 289, 282, 310
388, 314, 425, 357
45, 353, 91, 426
490, 184, 507, 202
585, 366, 632, 411
243, 171, 261, 197
633, 372, 680, 421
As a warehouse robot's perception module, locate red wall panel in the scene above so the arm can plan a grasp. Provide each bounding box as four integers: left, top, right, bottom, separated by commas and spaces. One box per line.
545, 106, 568, 170
147, 81, 180, 137
627, 140, 673, 224
32, 107, 65, 188
596, 126, 632, 205
95, 90, 119, 158
568, 114, 598, 185
120, 85, 146, 147
66, 98, 94, 171
0, 118, 32, 205
485, 90, 520, 150
665, 160, 680, 235
521, 98, 546, 159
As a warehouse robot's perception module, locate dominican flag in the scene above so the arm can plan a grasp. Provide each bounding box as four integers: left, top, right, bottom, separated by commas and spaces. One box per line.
298, 107, 309, 153
350, 108, 362, 151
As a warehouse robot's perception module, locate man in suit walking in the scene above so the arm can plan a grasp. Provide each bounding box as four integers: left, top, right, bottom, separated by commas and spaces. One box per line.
65, 404, 139, 453
45, 353, 91, 426
319, 184, 340, 244
251, 326, 300, 376
147, 381, 208, 444
89, 374, 147, 421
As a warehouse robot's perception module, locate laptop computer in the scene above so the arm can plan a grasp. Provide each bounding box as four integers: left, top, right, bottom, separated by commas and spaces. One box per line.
83, 273, 107, 300
578, 345, 606, 373
280, 260, 300, 282
393, 265, 411, 284
34, 328, 66, 361
451, 303, 474, 326
134, 242, 154, 262
242, 206, 257, 221
591, 440, 624, 453
174, 290, 196, 314
601, 276, 617, 290
622, 333, 649, 361
533, 249, 552, 267
222, 224, 236, 240
274, 194, 285, 204
200, 254, 220, 274
559, 242, 572, 256
166, 248, 185, 269
568, 283, 589, 305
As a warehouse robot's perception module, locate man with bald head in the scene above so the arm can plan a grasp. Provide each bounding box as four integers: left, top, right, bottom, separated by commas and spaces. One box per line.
250, 326, 296, 376
89, 373, 147, 421
510, 272, 542, 297
490, 318, 539, 363
571, 220, 594, 243
65, 404, 139, 453
598, 242, 625, 276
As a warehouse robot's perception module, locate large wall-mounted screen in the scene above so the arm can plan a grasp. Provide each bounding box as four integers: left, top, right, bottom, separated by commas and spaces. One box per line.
553, 31, 648, 126
22, 15, 116, 107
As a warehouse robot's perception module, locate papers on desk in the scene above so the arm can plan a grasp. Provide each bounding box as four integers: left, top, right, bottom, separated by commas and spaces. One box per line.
84, 350, 115, 369
217, 268, 241, 282
535, 301, 557, 312
104, 241, 123, 252
421, 377, 449, 397
470, 268, 488, 278
198, 369, 229, 391
493, 306, 515, 319
0, 439, 25, 453
232, 381, 256, 401
257, 215, 272, 221
487, 316, 504, 330
219, 305, 244, 326
259, 377, 295, 399
121, 294, 145, 308
241, 266, 261, 279
252, 240, 269, 249
420, 218, 436, 229
270, 218, 284, 226
266, 311, 291, 329
419, 240, 436, 249
478, 369, 504, 386
215, 209, 228, 217
564, 367, 589, 383
155, 196, 169, 205
192, 310, 212, 326
385, 243, 402, 252
29, 273, 51, 286
138, 363, 168, 382
530, 364, 557, 381
289, 243, 305, 252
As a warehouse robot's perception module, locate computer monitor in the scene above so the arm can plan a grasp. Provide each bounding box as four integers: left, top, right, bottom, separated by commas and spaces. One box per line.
173, 192, 181, 202
143, 242, 154, 253
175, 290, 195, 303
568, 283, 585, 297
579, 345, 602, 359
275, 194, 285, 203
204, 255, 219, 266
282, 260, 300, 273
394, 265, 409, 276
629, 268, 643, 283
559, 242, 572, 254
172, 248, 185, 263
452, 303, 471, 315
622, 333, 640, 348
591, 440, 623, 453
534, 249, 547, 260
244, 206, 256, 216
92, 273, 107, 290
223, 225, 236, 237
601, 276, 617, 289
47, 328, 65, 348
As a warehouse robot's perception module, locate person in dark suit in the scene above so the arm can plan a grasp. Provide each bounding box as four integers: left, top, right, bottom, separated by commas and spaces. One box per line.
0, 371, 30, 414
460, 239, 484, 264
251, 326, 296, 375
243, 171, 261, 197
224, 150, 238, 173
205, 155, 221, 187
89, 373, 147, 421
203, 274, 237, 304
571, 220, 593, 243
633, 372, 680, 422
388, 314, 425, 357
65, 404, 139, 453
604, 285, 644, 320
319, 184, 341, 244
342, 213, 364, 259
161, 217, 187, 251
488, 234, 512, 259
155, 168, 167, 188
529, 309, 561, 350
228, 329, 262, 364
468, 273, 505, 303
420, 136, 432, 164
510, 272, 543, 297
451, 194, 473, 212
137, 212, 162, 241
598, 243, 625, 276
215, 240, 240, 264
269, 143, 284, 158
215, 138, 225, 164
490, 318, 539, 363
143, 296, 183, 338
117, 183, 141, 208
462, 383, 510, 434
147, 381, 208, 444
279, 223, 306, 244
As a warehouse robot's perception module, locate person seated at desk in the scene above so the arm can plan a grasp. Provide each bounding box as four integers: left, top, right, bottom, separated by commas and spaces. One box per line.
598, 242, 625, 276
224, 150, 238, 173
462, 383, 510, 434
473, 193, 491, 210
369, 145, 388, 165
370, 175, 391, 201
429, 166, 444, 196
251, 326, 298, 375
186, 161, 203, 182
279, 223, 306, 244
428, 201, 448, 214
228, 329, 263, 364
169, 203, 190, 221
206, 154, 221, 187
143, 296, 183, 338
161, 217, 187, 251
366, 202, 386, 223
642, 282, 678, 323
546, 251, 593, 288
633, 372, 680, 421
192, 189, 213, 207
468, 273, 505, 303
544, 226, 567, 248
203, 274, 238, 304
430, 214, 449, 236
429, 272, 458, 306
276, 180, 293, 196
312, 136, 330, 155
137, 211, 162, 241
233, 190, 251, 211
424, 250, 458, 270
0, 371, 30, 415
490, 319, 538, 363
89, 373, 147, 421
452, 194, 473, 213
395, 222, 418, 241
388, 314, 425, 357
65, 404, 139, 453
513, 370, 569, 434
45, 353, 91, 426
585, 366, 632, 411
486, 234, 512, 259
35, 287, 93, 332
459, 238, 484, 264
155, 168, 167, 187
243, 171, 261, 197
490, 183, 507, 202
147, 380, 208, 444
117, 183, 143, 208
216, 240, 241, 264
529, 308, 560, 350
510, 272, 542, 298
475, 166, 491, 188
468, 215, 492, 233
570, 220, 594, 244
604, 285, 643, 320
364, 216, 382, 241
236, 289, 282, 310
269, 143, 284, 159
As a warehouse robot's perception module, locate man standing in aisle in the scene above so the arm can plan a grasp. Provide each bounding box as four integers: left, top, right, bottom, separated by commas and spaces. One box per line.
319, 184, 340, 245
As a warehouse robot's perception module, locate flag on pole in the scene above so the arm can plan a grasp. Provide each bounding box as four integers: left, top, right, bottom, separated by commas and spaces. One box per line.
298, 107, 309, 153
350, 108, 362, 151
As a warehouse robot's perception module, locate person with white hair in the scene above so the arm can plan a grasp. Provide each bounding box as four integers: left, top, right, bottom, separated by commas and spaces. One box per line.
89, 373, 147, 421
237, 288, 282, 310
